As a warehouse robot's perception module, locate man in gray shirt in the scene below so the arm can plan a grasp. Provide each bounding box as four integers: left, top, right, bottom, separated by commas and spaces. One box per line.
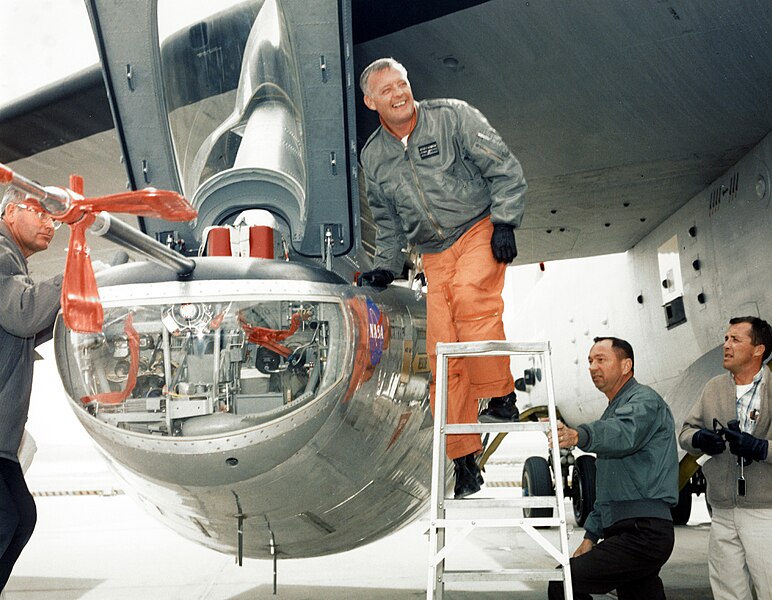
0, 186, 63, 592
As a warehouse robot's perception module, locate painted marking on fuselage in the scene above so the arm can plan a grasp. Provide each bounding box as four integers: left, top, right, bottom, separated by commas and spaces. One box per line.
387, 411, 412, 449
366, 298, 385, 366
413, 353, 430, 373
400, 339, 413, 383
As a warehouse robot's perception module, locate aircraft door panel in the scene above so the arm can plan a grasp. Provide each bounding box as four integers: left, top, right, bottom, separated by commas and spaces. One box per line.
657, 234, 687, 329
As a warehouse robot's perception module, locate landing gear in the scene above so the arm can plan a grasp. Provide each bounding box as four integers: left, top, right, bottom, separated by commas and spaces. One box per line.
571, 454, 596, 527
525, 446, 596, 528
671, 485, 693, 525
518, 407, 596, 526
522, 456, 554, 518
670, 465, 704, 525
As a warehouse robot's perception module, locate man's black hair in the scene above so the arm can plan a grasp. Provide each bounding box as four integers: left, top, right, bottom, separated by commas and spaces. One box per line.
729, 316, 772, 363
593, 336, 635, 373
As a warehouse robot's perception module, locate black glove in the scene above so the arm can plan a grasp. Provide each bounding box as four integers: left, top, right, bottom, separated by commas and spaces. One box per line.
692, 429, 726, 455
723, 428, 769, 462
491, 224, 517, 264
357, 269, 394, 288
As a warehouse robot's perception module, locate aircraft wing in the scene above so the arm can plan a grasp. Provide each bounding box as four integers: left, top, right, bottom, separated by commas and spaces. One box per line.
0, 0, 493, 162
1, 0, 771, 272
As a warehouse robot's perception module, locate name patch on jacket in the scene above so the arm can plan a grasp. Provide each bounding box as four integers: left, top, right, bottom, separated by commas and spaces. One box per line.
418, 141, 439, 159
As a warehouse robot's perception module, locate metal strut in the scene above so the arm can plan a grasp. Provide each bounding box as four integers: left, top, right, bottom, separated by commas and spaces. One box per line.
231, 491, 280, 595
269, 526, 278, 595
232, 491, 245, 567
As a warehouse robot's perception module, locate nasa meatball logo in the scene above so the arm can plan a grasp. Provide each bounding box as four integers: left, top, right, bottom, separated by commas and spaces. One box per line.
366, 298, 384, 366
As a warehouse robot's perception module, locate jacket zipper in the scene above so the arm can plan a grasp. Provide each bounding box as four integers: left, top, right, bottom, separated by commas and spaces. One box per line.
475, 132, 504, 162
405, 147, 444, 240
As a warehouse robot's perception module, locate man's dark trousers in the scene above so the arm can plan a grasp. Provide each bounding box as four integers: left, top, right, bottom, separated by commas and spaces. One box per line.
0, 458, 37, 591
548, 517, 674, 600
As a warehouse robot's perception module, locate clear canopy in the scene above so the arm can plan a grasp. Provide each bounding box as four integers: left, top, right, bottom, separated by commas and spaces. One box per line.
57, 295, 346, 437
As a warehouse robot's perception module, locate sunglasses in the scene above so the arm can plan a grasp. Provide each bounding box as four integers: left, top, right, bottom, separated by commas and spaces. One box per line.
16, 203, 61, 230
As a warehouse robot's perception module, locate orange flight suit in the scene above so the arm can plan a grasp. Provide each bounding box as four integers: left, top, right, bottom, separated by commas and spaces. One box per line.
423, 217, 514, 459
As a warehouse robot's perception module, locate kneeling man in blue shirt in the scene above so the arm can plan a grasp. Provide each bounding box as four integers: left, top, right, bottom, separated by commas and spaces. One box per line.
548, 336, 678, 600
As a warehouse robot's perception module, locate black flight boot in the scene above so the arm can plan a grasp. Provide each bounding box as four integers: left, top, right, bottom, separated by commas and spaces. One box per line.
466, 453, 484, 486
478, 391, 520, 423
453, 453, 482, 499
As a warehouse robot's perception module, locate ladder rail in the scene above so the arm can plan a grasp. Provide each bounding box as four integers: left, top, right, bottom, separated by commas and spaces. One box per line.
426, 340, 573, 599
427, 346, 450, 599
543, 341, 572, 579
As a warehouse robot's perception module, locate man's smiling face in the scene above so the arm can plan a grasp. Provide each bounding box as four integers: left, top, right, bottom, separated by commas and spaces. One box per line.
363, 67, 415, 132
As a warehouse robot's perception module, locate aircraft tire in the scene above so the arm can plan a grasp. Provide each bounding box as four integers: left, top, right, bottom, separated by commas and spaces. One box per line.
670, 485, 693, 525
522, 456, 554, 518
572, 454, 596, 527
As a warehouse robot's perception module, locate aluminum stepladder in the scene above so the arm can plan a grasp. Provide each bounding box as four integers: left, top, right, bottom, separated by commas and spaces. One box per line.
427, 340, 572, 599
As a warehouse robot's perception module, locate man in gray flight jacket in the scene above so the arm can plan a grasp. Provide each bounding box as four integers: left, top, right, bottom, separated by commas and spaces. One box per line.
549, 336, 678, 600
357, 57, 527, 499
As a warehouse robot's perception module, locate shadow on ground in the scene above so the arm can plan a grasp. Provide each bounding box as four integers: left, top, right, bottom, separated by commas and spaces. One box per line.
229, 585, 714, 599
5, 577, 103, 599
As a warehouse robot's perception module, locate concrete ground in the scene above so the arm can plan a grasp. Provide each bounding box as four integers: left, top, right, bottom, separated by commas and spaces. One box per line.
4, 432, 712, 599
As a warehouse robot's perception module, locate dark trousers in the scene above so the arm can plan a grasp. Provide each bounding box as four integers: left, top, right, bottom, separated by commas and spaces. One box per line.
0, 458, 36, 591
548, 517, 675, 600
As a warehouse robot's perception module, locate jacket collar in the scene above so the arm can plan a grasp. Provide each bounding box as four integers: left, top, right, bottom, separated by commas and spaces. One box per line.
0, 220, 26, 265
378, 100, 421, 143
726, 363, 770, 386
609, 376, 638, 404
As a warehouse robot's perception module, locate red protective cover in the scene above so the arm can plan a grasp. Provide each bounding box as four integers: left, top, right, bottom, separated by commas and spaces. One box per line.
60, 187, 197, 333
206, 227, 232, 256
248, 226, 274, 258
240, 312, 306, 358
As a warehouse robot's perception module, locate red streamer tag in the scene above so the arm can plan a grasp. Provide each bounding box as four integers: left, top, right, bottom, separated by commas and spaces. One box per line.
60, 186, 197, 333
76, 189, 197, 221
62, 212, 102, 333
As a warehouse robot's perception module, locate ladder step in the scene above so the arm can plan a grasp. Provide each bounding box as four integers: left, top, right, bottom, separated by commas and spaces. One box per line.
442, 568, 565, 583
436, 340, 550, 355
444, 496, 558, 510
446, 422, 548, 434
431, 516, 564, 528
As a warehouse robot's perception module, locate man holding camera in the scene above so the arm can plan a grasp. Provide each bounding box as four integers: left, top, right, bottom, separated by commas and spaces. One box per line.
680, 316, 772, 600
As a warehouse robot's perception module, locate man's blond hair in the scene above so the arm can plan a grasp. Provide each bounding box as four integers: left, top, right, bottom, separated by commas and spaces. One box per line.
359, 58, 408, 96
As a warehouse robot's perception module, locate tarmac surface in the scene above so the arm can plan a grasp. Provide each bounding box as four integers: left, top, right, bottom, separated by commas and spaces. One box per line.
5, 432, 713, 599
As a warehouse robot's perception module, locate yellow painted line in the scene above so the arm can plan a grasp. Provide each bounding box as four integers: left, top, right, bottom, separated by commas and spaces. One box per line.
32, 489, 124, 497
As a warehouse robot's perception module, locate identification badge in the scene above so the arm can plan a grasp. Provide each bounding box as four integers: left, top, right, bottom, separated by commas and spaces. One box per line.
418, 141, 439, 159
